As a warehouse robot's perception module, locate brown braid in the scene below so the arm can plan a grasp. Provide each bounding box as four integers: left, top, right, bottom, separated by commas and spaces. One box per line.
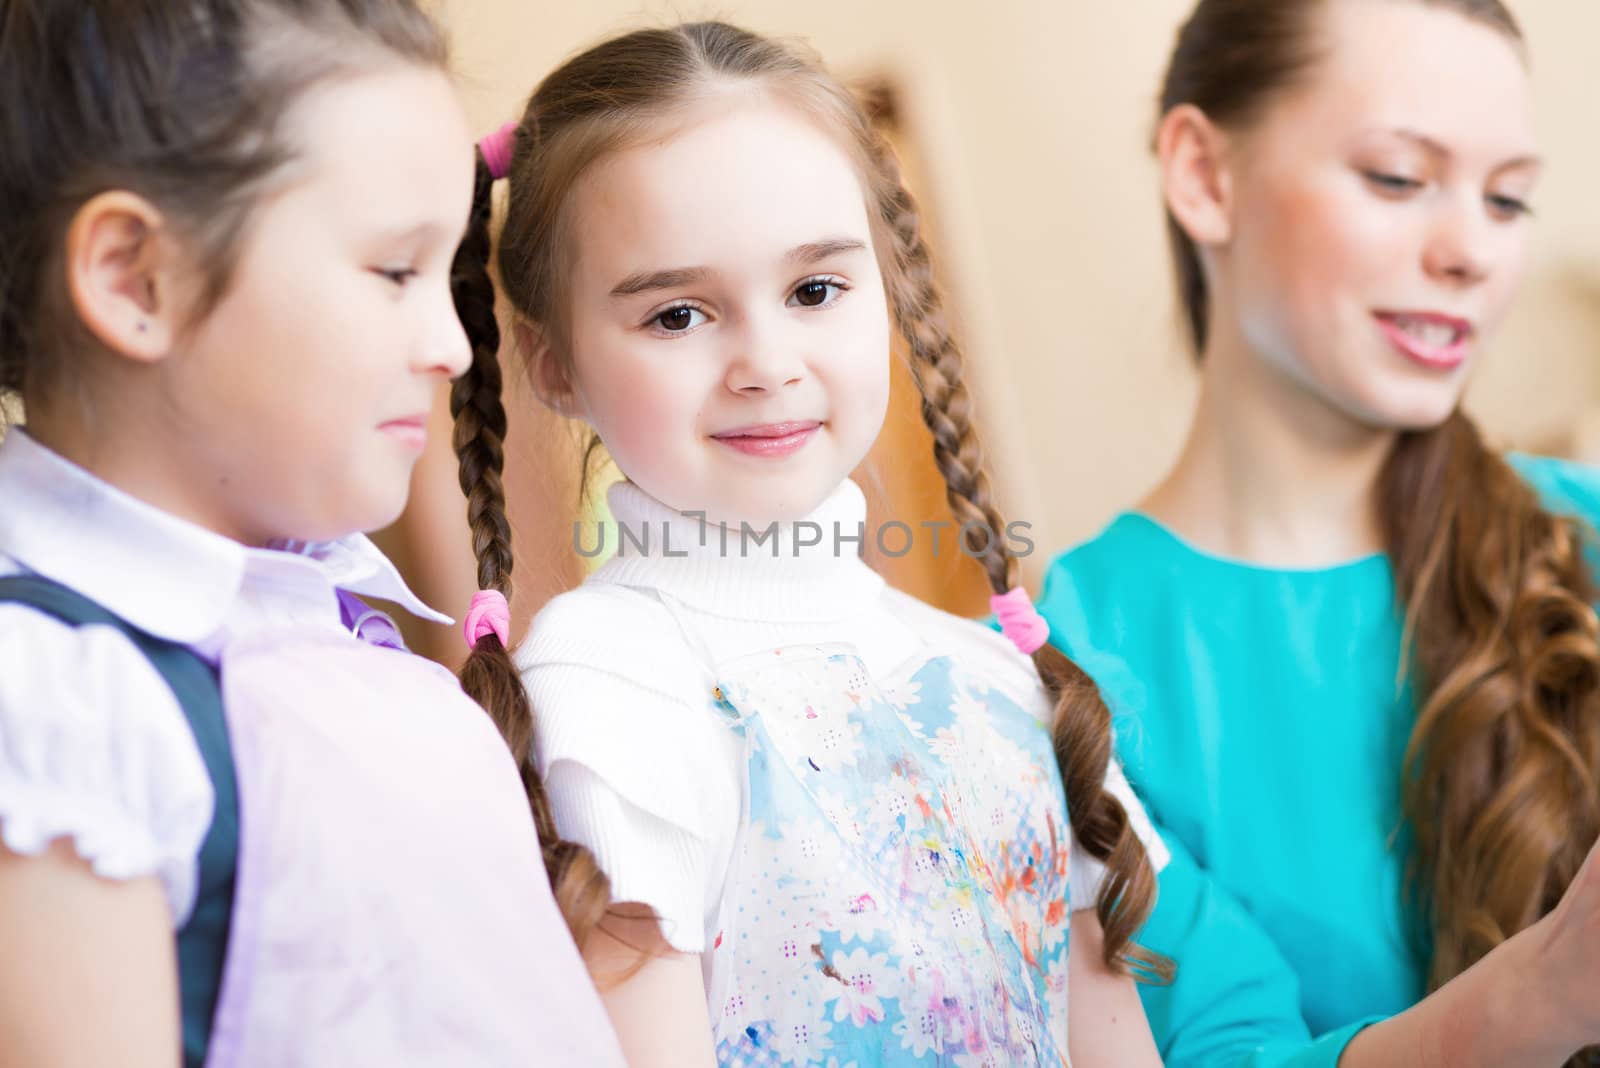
870, 139, 1170, 980
486, 18, 1167, 980
450, 150, 611, 947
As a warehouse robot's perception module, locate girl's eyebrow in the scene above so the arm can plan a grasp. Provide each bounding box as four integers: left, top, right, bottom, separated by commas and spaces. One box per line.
786, 237, 868, 264
610, 236, 870, 299
611, 265, 713, 298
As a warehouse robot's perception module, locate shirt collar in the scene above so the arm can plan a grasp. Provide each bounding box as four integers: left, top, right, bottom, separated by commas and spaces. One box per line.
0, 429, 449, 644
591, 478, 886, 622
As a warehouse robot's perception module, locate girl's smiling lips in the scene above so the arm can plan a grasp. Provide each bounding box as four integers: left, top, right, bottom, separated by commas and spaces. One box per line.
710, 421, 823, 458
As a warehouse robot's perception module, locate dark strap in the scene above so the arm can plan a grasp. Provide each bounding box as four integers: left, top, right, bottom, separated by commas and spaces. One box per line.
0, 576, 236, 1068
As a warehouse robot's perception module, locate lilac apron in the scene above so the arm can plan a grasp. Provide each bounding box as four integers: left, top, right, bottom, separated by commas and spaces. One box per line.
202, 620, 623, 1067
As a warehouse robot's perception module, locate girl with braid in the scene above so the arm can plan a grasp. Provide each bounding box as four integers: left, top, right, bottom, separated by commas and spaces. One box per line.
0, 2, 619, 1064
1037, 1, 1600, 1066
451, 20, 1168, 1067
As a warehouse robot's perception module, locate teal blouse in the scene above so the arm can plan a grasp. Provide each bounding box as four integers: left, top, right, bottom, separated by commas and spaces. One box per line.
1037, 455, 1600, 1067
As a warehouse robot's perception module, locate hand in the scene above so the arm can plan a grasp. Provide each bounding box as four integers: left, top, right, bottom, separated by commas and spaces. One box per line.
1528, 836, 1600, 1049
1339, 839, 1600, 1068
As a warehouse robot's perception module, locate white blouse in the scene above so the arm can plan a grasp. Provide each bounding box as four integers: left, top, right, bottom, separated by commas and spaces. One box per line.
0, 429, 449, 925
517, 478, 1168, 956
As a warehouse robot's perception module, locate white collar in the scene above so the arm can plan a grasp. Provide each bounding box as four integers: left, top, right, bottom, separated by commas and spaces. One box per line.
590, 479, 885, 623
0, 429, 449, 644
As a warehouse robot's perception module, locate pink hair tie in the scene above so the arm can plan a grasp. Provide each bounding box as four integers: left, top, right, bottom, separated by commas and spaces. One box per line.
478, 120, 518, 180
463, 589, 510, 649
991, 586, 1050, 656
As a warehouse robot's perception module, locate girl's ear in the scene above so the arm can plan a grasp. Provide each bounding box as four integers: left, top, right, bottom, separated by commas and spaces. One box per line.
1156, 103, 1237, 248
65, 191, 188, 362
517, 318, 586, 421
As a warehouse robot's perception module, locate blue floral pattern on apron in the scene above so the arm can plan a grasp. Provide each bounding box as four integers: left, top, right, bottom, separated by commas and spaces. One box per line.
704, 644, 1073, 1067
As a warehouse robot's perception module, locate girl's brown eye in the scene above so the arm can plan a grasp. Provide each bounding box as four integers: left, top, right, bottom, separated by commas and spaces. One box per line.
658, 307, 696, 331
794, 281, 831, 307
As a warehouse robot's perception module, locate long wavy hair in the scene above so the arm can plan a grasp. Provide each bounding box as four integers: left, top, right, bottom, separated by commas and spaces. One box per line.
1159, 0, 1600, 1032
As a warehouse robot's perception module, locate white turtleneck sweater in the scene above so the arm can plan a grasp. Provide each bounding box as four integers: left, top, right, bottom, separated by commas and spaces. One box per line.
516, 478, 1166, 956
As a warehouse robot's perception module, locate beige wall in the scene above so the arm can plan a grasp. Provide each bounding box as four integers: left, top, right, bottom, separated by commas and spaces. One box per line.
438, 0, 1600, 583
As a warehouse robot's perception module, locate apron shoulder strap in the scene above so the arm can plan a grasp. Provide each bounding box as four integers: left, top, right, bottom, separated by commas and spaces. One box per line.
0, 574, 236, 1068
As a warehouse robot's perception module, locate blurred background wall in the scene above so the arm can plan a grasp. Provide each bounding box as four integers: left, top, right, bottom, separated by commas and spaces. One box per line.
378, 0, 1600, 663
